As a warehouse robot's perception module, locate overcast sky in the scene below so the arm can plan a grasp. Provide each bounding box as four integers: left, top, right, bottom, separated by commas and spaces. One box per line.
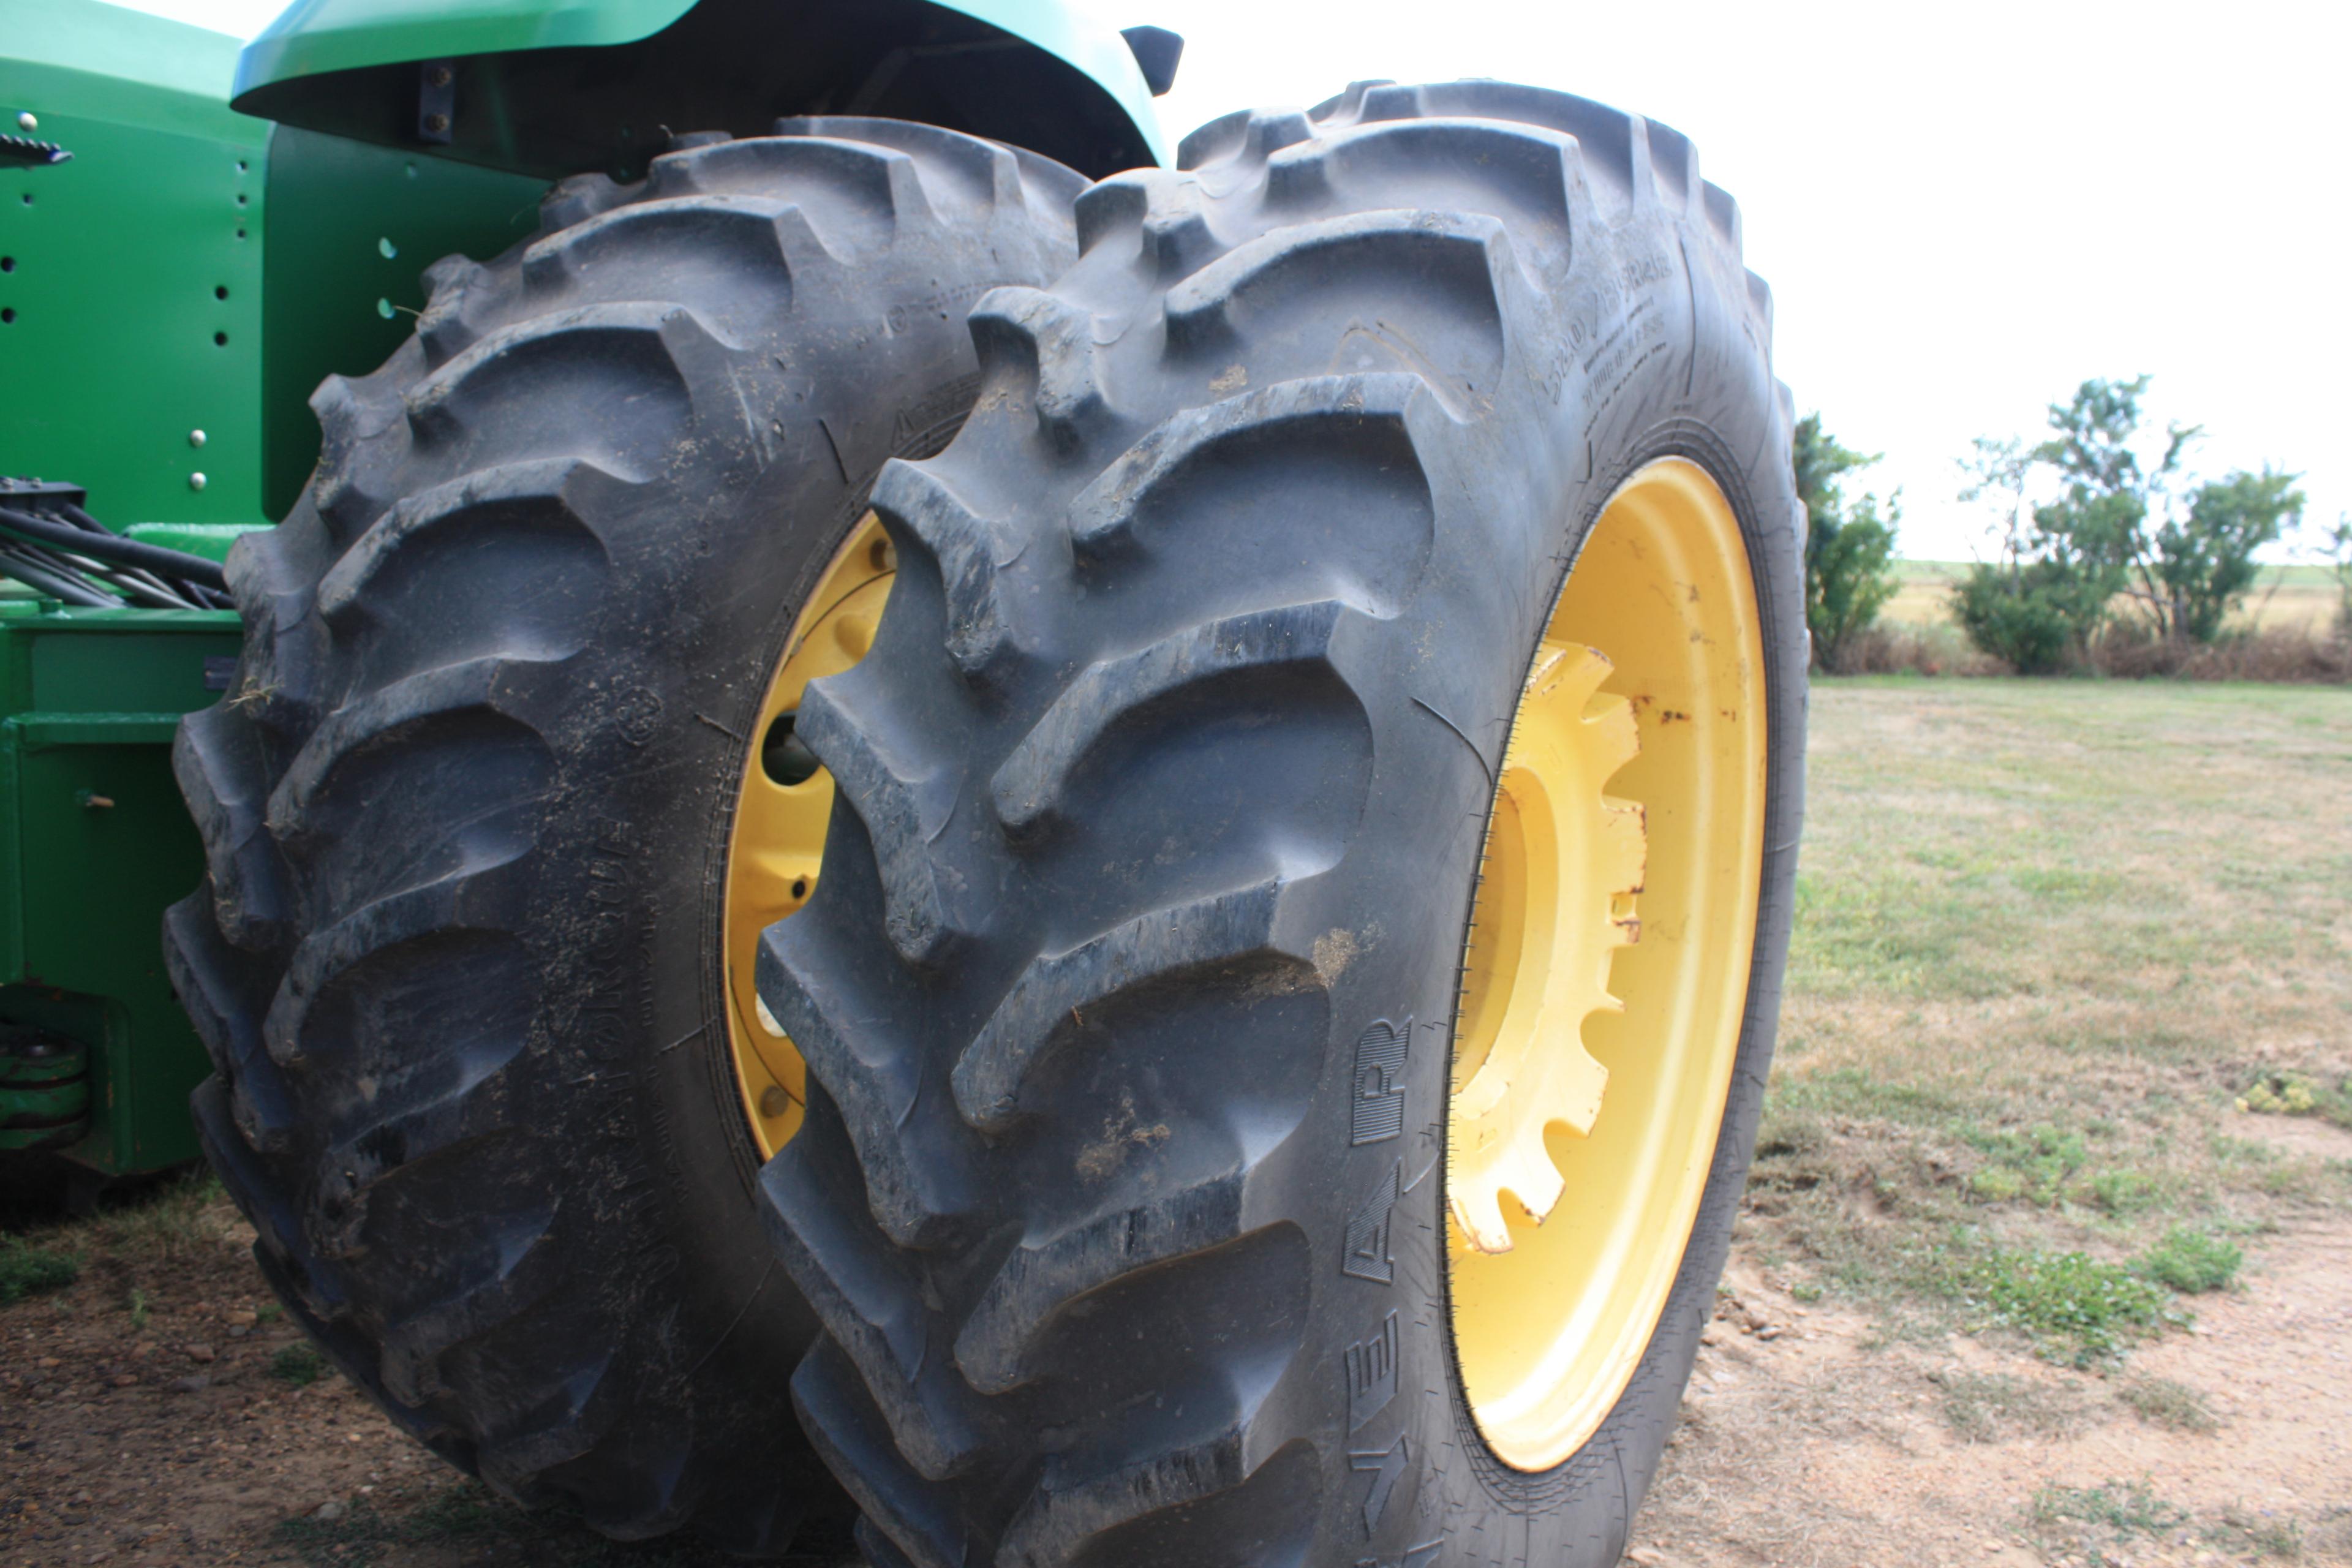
126, 0, 2349, 560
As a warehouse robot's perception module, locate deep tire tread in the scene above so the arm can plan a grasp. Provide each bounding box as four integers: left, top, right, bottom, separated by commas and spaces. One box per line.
759, 78, 1795, 1568
166, 121, 1083, 1552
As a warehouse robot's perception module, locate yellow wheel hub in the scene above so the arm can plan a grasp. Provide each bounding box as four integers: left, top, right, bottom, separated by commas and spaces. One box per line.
1448, 458, 1768, 1472
723, 513, 894, 1159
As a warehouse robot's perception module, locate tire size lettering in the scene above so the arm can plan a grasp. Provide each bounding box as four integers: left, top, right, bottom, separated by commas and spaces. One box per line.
1348, 1434, 1411, 1536
1343, 1161, 1402, 1284
1344, 1310, 1400, 1431
1351, 1017, 1411, 1145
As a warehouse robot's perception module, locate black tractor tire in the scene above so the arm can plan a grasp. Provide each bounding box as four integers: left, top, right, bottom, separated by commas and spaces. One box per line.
163, 120, 1082, 1552
754, 81, 1804, 1568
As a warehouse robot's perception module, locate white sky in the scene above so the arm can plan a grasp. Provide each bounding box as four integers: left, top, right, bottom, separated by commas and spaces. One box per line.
127, 0, 2351, 562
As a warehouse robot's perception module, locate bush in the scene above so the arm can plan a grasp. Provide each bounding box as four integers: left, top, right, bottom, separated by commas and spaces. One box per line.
1951, 559, 2105, 674
1794, 414, 1902, 673
1954, 379, 2307, 666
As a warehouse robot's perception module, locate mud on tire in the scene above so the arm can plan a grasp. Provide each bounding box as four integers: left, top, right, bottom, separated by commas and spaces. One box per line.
164, 120, 1081, 1551
756, 81, 1804, 1568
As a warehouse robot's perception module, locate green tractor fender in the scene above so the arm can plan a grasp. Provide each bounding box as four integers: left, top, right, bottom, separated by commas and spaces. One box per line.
232, 0, 1175, 181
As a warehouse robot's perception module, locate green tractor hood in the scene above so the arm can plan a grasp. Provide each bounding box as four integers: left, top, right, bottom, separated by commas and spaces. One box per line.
231, 0, 1173, 179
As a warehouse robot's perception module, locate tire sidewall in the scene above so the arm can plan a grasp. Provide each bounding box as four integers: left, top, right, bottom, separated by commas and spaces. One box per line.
1322, 205, 1803, 1565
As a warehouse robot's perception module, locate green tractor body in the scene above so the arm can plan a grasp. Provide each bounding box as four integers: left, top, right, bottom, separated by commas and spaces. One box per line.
0, 0, 1166, 1178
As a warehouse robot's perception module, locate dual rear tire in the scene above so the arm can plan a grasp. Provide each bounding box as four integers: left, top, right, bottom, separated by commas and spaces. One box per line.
172, 83, 1802, 1565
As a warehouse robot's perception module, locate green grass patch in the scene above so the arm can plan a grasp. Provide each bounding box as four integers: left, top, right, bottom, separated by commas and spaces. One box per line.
1788, 870, 2007, 1000
0, 1236, 77, 1305
1958, 1248, 2182, 1363
1966, 1123, 2086, 1205
1766, 1065, 1971, 1129
271, 1343, 326, 1387
2080, 1167, 2164, 1215
2135, 1226, 2242, 1293
2030, 1478, 2189, 1539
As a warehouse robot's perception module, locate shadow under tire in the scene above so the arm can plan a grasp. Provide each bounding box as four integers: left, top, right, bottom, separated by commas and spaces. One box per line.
162, 119, 1082, 1553
755, 81, 1806, 1568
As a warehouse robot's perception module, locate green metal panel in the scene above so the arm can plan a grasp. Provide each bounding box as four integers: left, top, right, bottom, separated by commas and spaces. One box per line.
232, 0, 1171, 178
259, 127, 545, 516
4, 0, 270, 138
2, 1, 549, 526
0, 3, 270, 528
240, 0, 692, 82
0, 601, 241, 1175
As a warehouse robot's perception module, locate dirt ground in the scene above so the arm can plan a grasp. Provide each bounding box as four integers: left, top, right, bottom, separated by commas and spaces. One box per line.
0, 1168, 840, 1568
6, 678, 2348, 1567
1634, 1110, 2352, 1568
4, 1130, 2345, 1568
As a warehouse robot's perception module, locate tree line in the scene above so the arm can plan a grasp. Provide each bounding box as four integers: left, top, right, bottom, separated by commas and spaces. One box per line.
1798, 377, 2334, 675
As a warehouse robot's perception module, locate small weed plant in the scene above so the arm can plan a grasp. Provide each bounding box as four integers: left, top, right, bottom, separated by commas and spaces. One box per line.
2209, 1504, 2305, 1559
2136, 1227, 2241, 1293
2238, 1071, 2352, 1129
1966, 1124, 2086, 1206
1929, 1368, 2081, 1443
271, 1343, 326, 1387
2081, 1167, 2162, 1216
2117, 1376, 2218, 1433
1959, 1247, 2180, 1363
2030, 1478, 2189, 1539
0, 1237, 77, 1305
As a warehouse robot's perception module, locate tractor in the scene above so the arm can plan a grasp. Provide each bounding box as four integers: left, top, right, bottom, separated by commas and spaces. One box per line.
0, 2, 1806, 1562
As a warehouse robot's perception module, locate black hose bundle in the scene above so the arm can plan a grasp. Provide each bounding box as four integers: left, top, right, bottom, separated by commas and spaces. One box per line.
0, 481, 233, 609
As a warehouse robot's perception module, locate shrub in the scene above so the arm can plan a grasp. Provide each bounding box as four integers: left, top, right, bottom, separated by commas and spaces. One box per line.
1954, 378, 2307, 666
1794, 414, 1902, 673
1951, 558, 2103, 673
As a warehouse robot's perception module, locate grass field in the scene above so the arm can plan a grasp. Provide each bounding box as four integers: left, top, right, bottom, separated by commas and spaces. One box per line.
1629, 676, 2352, 1566
1887, 560, 2346, 634
1758, 678, 2351, 1321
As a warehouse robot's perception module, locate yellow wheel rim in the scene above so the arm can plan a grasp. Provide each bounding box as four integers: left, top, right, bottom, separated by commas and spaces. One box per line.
1447, 458, 1768, 1471
722, 513, 894, 1159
